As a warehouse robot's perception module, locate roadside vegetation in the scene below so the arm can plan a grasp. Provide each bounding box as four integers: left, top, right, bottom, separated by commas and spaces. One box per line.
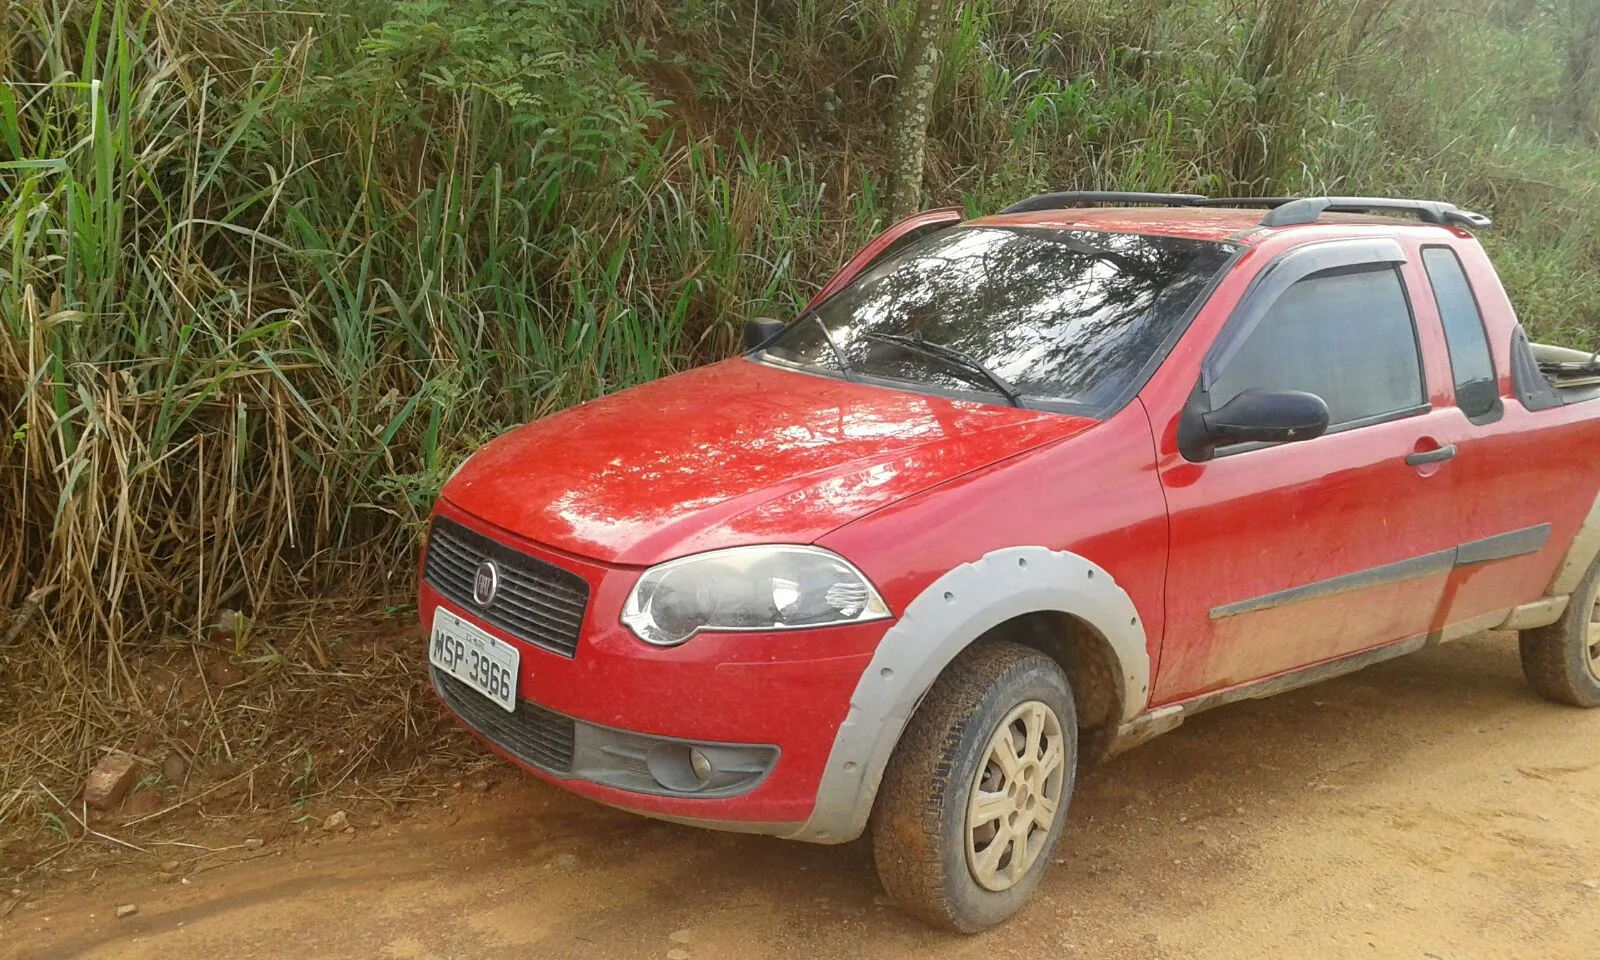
2, 0, 1599, 856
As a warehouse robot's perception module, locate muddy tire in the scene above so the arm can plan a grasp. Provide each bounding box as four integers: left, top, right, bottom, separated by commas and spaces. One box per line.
870, 642, 1077, 933
1520, 557, 1600, 708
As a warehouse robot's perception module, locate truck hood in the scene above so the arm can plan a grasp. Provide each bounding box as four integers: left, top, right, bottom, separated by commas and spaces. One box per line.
442, 359, 1095, 565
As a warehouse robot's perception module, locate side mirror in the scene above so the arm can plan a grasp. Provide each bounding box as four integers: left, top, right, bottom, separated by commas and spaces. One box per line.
1202, 388, 1330, 448
1181, 388, 1330, 460
743, 317, 786, 352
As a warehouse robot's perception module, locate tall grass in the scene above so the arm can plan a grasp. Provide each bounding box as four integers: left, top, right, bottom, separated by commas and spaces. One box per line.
2, 0, 1598, 679
0, 1, 878, 685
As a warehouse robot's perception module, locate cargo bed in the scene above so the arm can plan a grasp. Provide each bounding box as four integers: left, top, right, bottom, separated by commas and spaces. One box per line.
1531, 342, 1600, 404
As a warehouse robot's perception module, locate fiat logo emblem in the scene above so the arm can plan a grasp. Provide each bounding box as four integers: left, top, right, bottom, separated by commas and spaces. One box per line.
473, 560, 500, 607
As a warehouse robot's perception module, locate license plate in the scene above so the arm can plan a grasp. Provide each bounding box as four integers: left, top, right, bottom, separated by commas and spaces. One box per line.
429, 608, 520, 713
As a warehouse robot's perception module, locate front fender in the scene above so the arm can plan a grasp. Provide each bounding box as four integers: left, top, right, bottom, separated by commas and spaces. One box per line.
783, 545, 1149, 844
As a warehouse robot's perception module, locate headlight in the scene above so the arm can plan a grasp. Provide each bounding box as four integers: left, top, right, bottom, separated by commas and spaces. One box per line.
621, 545, 891, 646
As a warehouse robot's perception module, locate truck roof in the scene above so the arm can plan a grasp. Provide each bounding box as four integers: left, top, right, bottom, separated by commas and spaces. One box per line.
970, 206, 1472, 244
967, 193, 1492, 244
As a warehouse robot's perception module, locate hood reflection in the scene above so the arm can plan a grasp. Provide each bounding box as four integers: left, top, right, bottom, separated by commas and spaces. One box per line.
445, 359, 1095, 565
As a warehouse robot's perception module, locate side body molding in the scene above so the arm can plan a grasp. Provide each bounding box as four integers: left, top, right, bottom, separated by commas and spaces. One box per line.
784, 546, 1149, 844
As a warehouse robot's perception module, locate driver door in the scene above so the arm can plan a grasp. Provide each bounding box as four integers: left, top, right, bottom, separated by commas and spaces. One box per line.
1152, 244, 1461, 703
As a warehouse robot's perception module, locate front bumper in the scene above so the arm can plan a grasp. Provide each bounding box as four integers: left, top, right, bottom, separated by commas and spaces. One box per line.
420, 500, 885, 834
430, 667, 780, 798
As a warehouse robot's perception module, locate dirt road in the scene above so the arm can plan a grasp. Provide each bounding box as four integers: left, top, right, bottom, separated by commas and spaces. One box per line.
6, 631, 1600, 960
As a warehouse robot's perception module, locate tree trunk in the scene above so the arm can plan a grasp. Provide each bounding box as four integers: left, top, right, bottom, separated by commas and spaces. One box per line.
886, 0, 947, 219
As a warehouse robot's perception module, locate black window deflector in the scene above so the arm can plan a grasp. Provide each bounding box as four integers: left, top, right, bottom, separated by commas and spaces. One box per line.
1202, 238, 1409, 390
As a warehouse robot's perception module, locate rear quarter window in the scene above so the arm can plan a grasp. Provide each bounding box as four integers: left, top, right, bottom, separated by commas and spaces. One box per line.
1421, 246, 1500, 420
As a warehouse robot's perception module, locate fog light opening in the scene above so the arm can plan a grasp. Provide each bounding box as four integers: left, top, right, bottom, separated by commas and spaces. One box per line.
645, 742, 719, 793
689, 747, 712, 786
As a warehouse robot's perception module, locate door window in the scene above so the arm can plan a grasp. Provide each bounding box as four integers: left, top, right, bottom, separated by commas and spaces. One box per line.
1209, 264, 1426, 428
1421, 246, 1499, 420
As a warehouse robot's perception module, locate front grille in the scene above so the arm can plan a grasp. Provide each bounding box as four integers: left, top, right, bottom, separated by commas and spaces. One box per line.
423, 516, 590, 658
433, 668, 576, 774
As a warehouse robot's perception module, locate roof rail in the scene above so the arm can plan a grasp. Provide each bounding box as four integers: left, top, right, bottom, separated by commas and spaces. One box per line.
1189, 196, 1300, 209
1259, 197, 1492, 230
996, 191, 1492, 230
999, 191, 1206, 214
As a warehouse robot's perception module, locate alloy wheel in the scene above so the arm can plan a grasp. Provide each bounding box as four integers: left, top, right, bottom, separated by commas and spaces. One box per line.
1587, 593, 1600, 682
964, 700, 1066, 892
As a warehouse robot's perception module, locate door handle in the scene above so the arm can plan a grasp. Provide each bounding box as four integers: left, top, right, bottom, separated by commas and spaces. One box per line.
1405, 444, 1457, 467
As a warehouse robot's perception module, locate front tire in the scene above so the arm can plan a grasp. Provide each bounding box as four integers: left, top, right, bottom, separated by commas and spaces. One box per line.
871, 642, 1077, 933
1520, 557, 1600, 708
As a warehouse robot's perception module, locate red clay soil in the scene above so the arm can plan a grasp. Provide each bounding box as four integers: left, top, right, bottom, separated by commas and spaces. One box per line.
5, 631, 1599, 960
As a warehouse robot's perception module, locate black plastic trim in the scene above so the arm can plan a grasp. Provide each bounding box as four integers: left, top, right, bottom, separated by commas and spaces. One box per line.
1190, 196, 1300, 209
1405, 444, 1457, 466
1181, 635, 1428, 716
1198, 402, 1432, 461
1510, 324, 1566, 412
571, 724, 779, 800
434, 668, 576, 773
433, 667, 780, 799
743, 317, 787, 352
1210, 550, 1457, 620
423, 517, 590, 659
1455, 524, 1552, 566
1260, 197, 1492, 230
1210, 524, 1556, 620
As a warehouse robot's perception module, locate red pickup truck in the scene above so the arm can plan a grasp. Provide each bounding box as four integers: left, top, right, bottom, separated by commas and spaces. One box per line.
420, 193, 1600, 932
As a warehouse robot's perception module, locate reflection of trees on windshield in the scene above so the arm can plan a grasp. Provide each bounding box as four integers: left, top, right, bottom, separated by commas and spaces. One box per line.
767, 227, 1233, 412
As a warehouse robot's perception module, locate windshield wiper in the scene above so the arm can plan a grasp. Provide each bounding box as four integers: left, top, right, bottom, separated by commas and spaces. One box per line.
813, 315, 857, 382
860, 331, 1027, 408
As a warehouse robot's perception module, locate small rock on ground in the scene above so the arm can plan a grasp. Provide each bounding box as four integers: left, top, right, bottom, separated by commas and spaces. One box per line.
322, 811, 349, 832
84, 752, 141, 811
115, 904, 138, 919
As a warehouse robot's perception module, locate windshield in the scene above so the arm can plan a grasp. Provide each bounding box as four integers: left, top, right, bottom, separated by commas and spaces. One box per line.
761, 226, 1235, 414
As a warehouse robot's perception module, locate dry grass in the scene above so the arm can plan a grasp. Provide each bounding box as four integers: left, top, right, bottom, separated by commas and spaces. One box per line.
0, 599, 497, 874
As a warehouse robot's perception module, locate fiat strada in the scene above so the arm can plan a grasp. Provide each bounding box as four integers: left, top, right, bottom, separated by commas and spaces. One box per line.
420, 192, 1600, 931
